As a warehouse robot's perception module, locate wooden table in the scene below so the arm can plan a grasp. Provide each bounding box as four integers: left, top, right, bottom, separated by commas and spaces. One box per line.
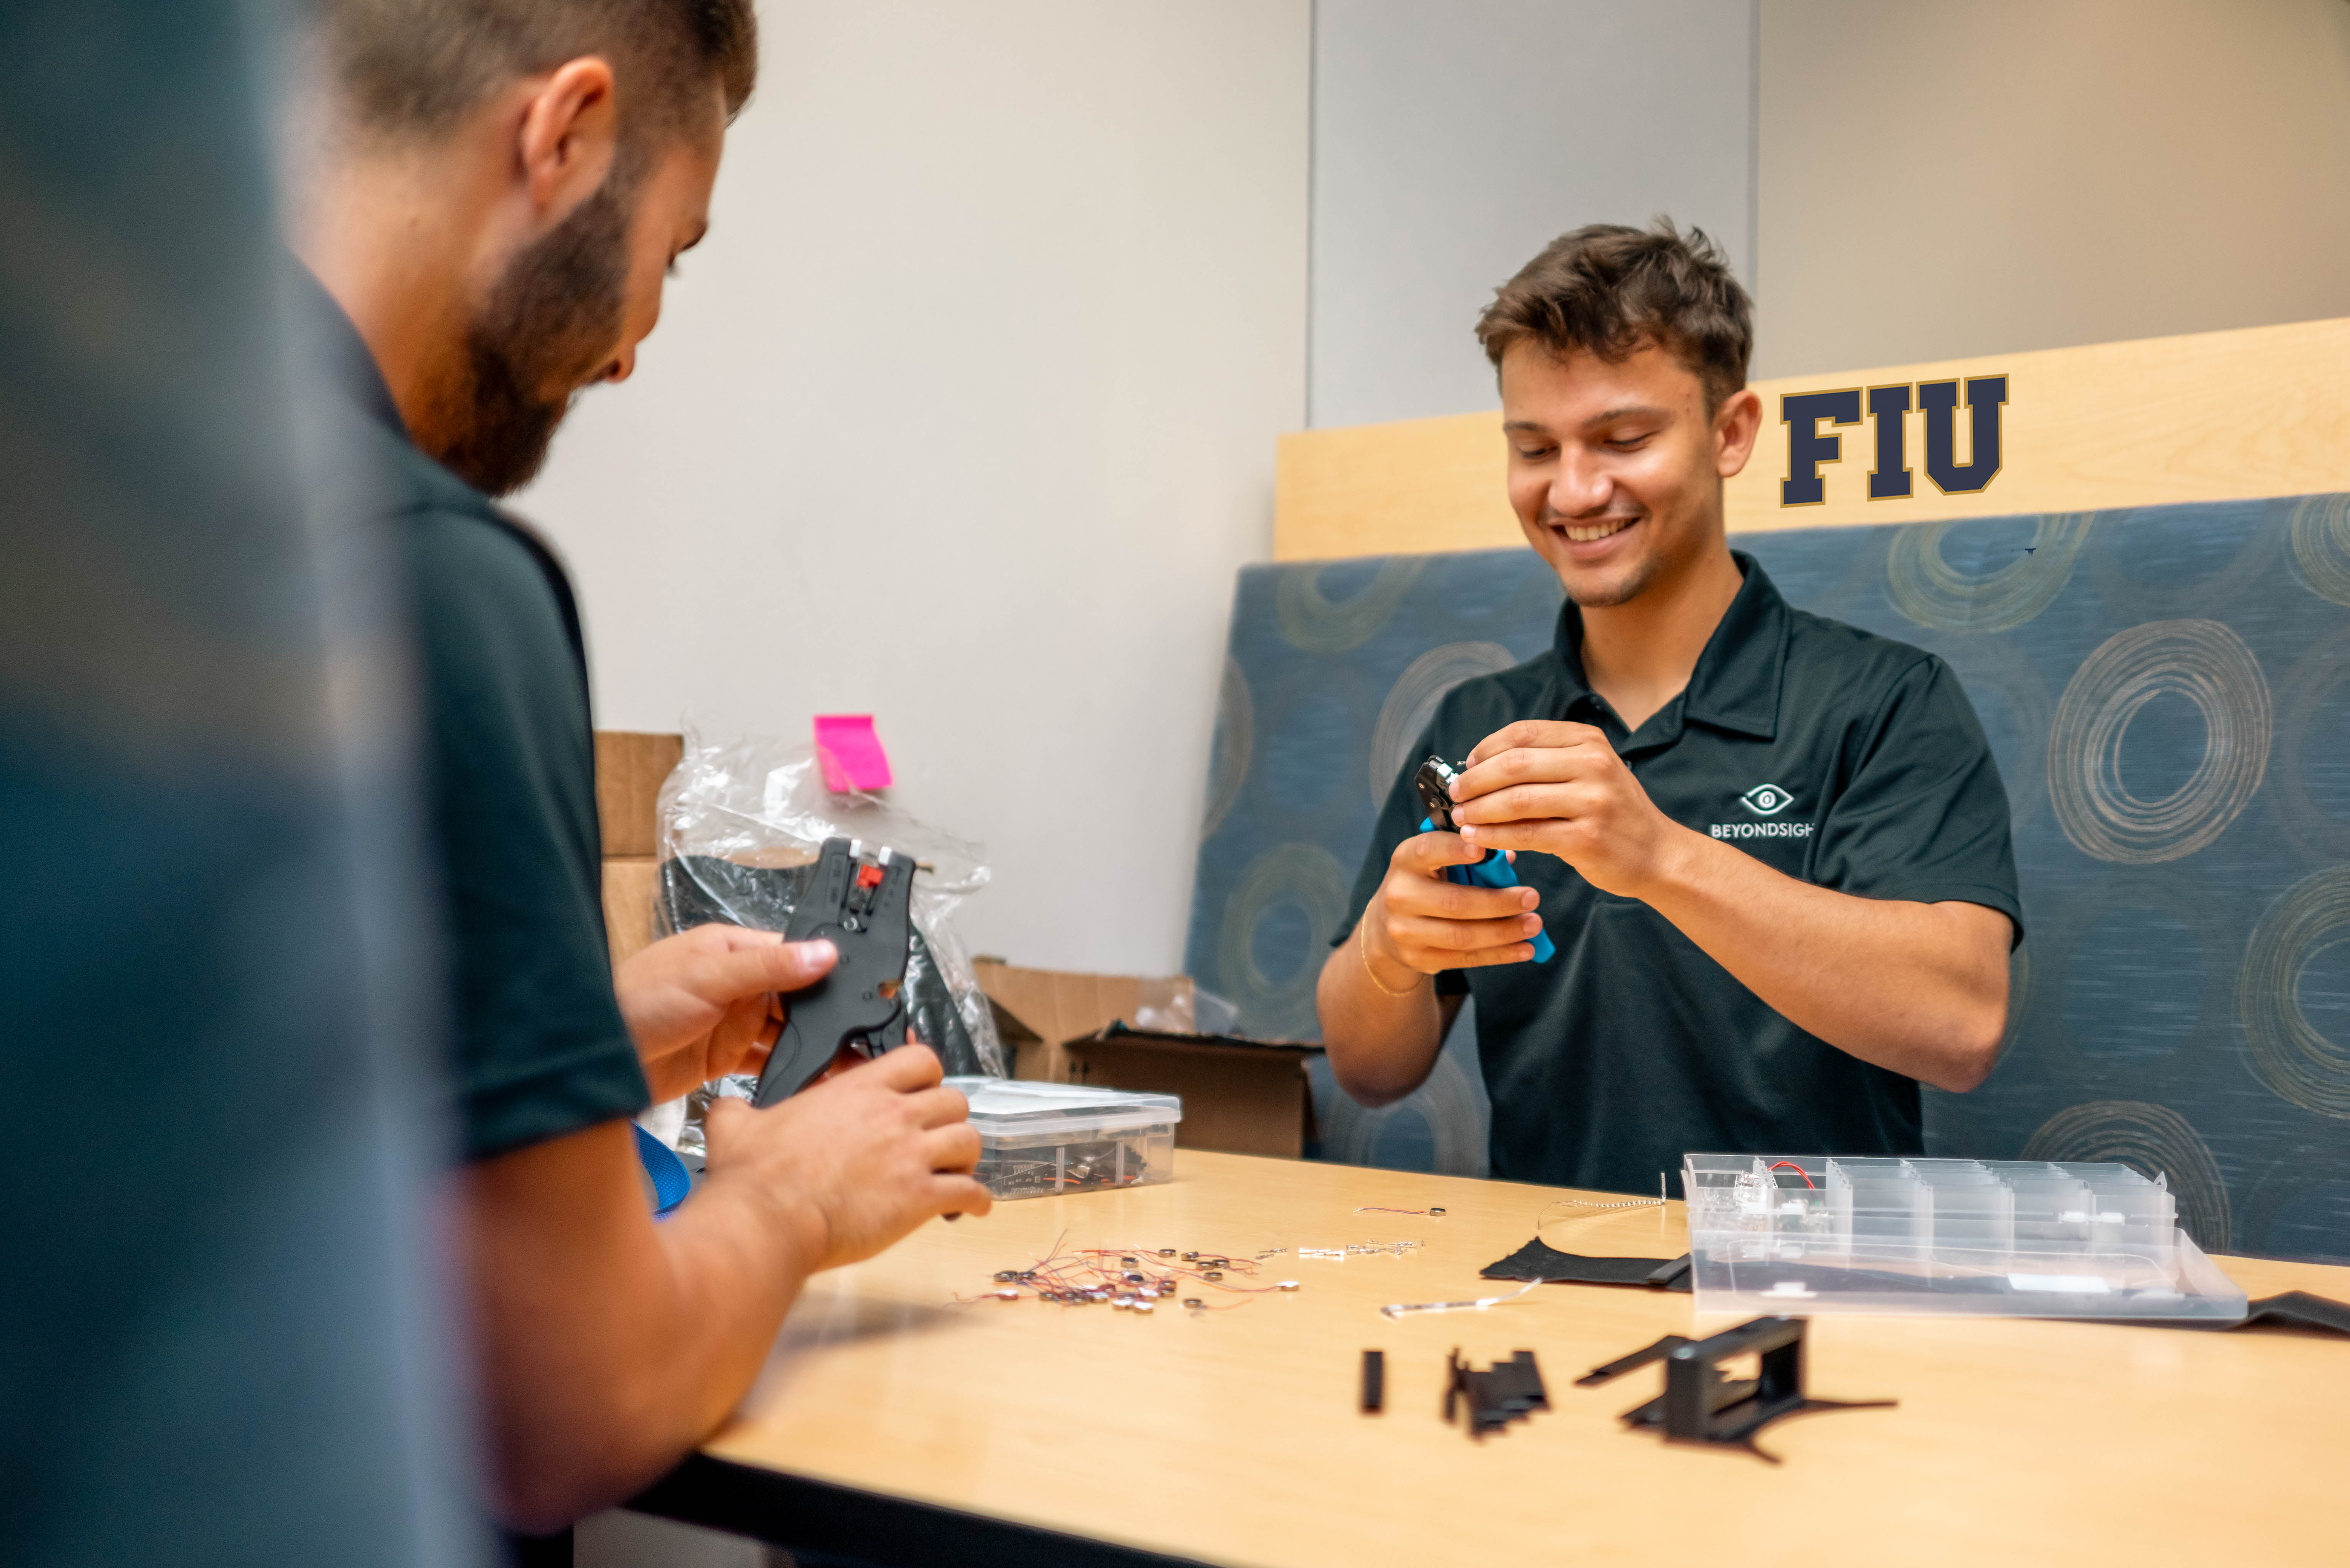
633, 1150, 2350, 1566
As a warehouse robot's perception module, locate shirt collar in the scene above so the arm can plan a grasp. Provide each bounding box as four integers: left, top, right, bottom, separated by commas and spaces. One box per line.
1549, 550, 1787, 742
286, 260, 409, 439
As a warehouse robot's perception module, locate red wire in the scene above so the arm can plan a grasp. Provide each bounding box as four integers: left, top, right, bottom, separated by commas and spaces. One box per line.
1769, 1160, 1818, 1189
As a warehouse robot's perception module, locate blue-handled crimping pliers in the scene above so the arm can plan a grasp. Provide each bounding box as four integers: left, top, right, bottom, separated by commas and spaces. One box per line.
1415, 756, 1555, 963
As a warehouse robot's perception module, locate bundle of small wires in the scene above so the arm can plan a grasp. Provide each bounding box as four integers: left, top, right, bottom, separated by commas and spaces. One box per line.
953, 1233, 1302, 1314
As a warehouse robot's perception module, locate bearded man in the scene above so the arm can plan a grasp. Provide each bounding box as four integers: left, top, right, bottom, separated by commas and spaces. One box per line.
1317, 222, 2021, 1197
288, 0, 990, 1534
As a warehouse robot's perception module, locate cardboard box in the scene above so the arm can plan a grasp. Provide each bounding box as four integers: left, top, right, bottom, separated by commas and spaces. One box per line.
975, 960, 1321, 1160
594, 730, 683, 858
595, 731, 681, 968
1064, 1026, 1319, 1161
972, 960, 1190, 1083
601, 855, 661, 968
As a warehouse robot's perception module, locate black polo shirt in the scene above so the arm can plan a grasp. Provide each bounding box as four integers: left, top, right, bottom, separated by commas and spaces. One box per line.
306, 272, 651, 1162
1337, 554, 2021, 1196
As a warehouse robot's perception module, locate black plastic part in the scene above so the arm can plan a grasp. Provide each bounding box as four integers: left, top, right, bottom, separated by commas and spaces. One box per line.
1444, 1348, 1548, 1440
1360, 1350, 1385, 1413
1575, 1334, 1693, 1388
1488, 1351, 1547, 1414
1595, 1316, 1895, 1463
1646, 1254, 1693, 1288
2155, 1290, 2350, 1336
1480, 1238, 1694, 1292
751, 838, 916, 1106
1413, 756, 1461, 830
2238, 1290, 2350, 1334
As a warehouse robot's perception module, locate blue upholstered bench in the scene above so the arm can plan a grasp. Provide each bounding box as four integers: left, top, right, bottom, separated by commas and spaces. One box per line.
1184, 494, 2350, 1265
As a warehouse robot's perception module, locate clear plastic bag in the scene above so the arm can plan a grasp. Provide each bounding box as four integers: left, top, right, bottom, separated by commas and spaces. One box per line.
655, 727, 1006, 1151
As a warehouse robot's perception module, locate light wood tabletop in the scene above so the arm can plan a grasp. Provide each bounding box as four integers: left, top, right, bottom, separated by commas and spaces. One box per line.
687, 1150, 2350, 1567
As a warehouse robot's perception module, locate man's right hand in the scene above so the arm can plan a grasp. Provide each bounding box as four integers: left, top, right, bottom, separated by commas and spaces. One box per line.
700, 1043, 991, 1272
1364, 829, 1546, 985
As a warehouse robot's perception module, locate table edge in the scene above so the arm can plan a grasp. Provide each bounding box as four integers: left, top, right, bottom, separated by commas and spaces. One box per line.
629, 1451, 1216, 1568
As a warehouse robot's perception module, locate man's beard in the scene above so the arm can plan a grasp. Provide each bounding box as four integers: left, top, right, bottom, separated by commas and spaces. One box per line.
418, 175, 632, 497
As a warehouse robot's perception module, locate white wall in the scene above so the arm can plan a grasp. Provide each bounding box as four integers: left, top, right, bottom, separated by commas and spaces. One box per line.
523, 1, 1311, 975
1308, 0, 1758, 428
1754, 0, 2350, 377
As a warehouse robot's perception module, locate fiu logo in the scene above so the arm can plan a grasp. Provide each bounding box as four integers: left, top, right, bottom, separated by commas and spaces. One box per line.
1780, 375, 2008, 507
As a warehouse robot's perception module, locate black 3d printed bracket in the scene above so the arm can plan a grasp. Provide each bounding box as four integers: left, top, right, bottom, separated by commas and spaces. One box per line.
1578, 1315, 1895, 1463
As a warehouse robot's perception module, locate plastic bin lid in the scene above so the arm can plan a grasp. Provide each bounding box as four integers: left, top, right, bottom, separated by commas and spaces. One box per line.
945, 1076, 1183, 1135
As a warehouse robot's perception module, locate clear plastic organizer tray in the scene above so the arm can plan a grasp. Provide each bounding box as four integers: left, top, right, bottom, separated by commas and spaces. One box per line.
1683, 1153, 2248, 1321
948, 1077, 1182, 1201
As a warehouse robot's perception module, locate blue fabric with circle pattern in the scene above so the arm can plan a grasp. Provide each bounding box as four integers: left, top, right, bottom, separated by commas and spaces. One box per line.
1186, 496, 2350, 1264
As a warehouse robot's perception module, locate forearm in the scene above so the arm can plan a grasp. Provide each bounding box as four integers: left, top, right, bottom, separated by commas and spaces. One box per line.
461, 1126, 826, 1529
1638, 830, 2010, 1090
1314, 911, 1449, 1106
635, 1174, 826, 1460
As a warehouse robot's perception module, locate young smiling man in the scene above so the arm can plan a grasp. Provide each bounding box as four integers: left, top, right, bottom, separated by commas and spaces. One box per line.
1316, 222, 2021, 1196
289, 0, 990, 1533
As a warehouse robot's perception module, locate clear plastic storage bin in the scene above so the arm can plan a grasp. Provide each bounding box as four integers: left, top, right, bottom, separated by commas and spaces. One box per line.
1682, 1153, 2247, 1321
949, 1077, 1182, 1201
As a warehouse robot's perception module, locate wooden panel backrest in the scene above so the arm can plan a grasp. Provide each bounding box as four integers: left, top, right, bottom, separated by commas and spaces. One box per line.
1275, 315, 2350, 560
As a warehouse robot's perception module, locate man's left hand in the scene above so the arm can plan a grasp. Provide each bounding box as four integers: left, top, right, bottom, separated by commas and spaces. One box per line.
614, 926, 838, 1103
1449, 719, 1693, 900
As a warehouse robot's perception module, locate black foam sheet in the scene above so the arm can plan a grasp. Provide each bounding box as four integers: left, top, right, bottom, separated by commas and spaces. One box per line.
1481, 1238, 1692, 1292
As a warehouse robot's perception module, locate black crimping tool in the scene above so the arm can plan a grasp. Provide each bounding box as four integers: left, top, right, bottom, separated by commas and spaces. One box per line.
750, 837, 916, 1107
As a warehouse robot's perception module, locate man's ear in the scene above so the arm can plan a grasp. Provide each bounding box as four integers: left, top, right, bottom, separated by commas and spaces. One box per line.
1714, 386, 1764, 480
515, 57, 619, 226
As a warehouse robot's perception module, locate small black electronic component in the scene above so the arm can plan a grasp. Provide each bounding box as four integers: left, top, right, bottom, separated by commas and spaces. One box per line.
1579, 1315, 1894, 1463
1414, 755, 1464, 830
751, 837, 916, 1106
1360, 1350, 1386, 1414
1443, 1349, 1548, 1439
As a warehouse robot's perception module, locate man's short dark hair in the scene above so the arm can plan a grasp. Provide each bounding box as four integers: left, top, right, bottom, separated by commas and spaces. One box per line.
322, 0, 757, 149
1475, 220, 1753, 412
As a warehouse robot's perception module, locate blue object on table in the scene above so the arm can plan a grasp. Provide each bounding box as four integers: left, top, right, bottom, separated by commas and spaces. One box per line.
1419, 816, 1556, 963
633, 1122, 693, 1216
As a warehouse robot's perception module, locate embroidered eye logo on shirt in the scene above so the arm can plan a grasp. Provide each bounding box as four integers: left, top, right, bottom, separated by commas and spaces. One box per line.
1739, 782, 1793, 817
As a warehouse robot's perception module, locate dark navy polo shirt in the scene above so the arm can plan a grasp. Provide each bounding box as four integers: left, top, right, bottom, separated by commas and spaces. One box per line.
1337, 554, 2021, 1197
305, 271, 651, 1162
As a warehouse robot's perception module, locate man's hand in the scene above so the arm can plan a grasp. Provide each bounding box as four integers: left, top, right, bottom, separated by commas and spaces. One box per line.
459, 1042, 990, 1530
1449, 720, 1691, 899
1442, 721, 2011, 1092
701, 1044, 991, 1271
1363, 828, 1546, 986
614, 925, 837, 1103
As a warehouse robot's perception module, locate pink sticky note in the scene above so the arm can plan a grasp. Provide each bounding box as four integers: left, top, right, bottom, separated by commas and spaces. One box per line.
814, 714, 893, 792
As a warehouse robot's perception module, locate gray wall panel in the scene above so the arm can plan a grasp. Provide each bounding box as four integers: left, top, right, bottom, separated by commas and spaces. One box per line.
1310, 0, 1756, 429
